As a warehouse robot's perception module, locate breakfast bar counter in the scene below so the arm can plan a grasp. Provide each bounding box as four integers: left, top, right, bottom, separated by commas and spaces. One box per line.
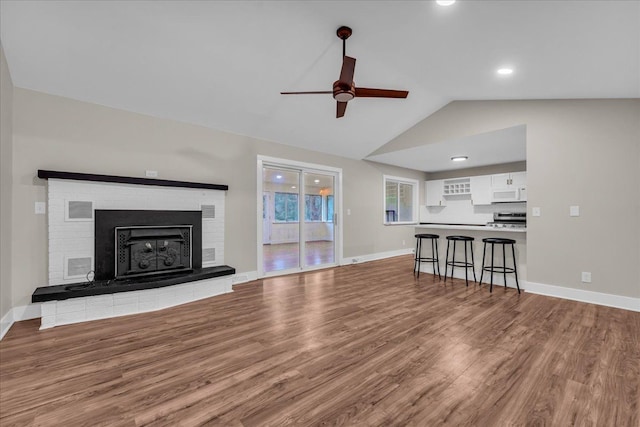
413, 224, 527, 288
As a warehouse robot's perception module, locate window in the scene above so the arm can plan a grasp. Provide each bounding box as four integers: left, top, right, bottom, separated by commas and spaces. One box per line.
274, 192, 298, 222
325, 195, 334, 222
305, 195, 322, 221
383, 175, 419, 224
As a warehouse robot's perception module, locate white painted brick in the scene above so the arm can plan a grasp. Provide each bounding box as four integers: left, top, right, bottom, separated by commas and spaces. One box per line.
40, 315, 56, 330
86, 305, 114, 321
157, 291, 177, 309
86, 294, 114, 308
57, 310, 87, 325
138, 290, 159, 303
41, 301, 57, 317
56, 298, 86, 314
138, 300, 159, 312
113, 293, 138, 306
112, 302, 138, 316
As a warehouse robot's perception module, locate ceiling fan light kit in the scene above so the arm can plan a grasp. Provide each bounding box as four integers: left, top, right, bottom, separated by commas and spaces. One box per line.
281, 26, 409, 118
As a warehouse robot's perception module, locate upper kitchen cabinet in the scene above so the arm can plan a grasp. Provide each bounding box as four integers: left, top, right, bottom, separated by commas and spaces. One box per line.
492, 172, 526, 188
470, 175, 492, 205
425, 179, 447, 206
491, 171, 527, 202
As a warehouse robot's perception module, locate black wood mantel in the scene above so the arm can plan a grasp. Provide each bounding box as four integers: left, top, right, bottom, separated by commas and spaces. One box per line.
37, 170, 229, 191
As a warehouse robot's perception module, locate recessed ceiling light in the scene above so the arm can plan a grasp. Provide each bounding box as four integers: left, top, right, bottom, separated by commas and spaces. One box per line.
276, 175, 282, 179
291, 186, 296, 189
314, 179, 320, 183
451, 156, 468, 162
436, 0, 456, 6
497, 68, 514, 75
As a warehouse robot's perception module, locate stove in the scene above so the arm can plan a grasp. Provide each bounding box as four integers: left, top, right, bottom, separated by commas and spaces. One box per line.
487, 212, 526, 229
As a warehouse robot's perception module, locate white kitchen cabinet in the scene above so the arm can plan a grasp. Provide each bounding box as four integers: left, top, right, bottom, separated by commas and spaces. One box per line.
492, 172, 526, 188
425, 179, 447, 206
510, 171, 527, 187
470, 175, 492, 205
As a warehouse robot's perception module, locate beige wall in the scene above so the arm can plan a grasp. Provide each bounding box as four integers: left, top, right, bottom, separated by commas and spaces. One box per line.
378, 99, 640, 299
10, 88, 425, 307
0, 44, 13, 321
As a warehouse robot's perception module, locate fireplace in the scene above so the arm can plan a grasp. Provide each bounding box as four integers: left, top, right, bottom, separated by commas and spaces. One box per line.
115, 225, 192, 278
94, 210, 203, 281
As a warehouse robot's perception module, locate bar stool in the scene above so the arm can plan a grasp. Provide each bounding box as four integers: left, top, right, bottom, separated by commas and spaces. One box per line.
414, 233, 441, 279
444, 236, 476, 286
480, 237, 521, 294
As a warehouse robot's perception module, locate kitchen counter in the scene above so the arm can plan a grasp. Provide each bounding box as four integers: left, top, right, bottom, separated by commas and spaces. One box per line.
416, 223, 526, 233
412, 224, 527, 288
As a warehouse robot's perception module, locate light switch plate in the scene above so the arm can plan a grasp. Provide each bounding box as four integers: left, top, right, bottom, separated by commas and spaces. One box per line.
35, 202, 46, 214
532, 207, 541, 217
145, 170, 158, 177
570, 205, 580, 217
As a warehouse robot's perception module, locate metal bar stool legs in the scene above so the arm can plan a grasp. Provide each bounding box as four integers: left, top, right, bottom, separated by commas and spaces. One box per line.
414, 234, 441, 279
444, 236, 475, 286
480, 238, 521, 294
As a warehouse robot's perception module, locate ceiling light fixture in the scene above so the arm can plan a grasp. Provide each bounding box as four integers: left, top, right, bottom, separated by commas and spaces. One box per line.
451, 156, 468, 162
436, 0, 456, 6
276, 175, 282, 179
497, 68, 514, 75
314, 179, 320, 183
291, 186, 296, 189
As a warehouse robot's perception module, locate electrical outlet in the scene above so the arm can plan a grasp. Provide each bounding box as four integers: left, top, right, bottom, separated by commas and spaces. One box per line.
145, 170, 158, 177
581, 272, 592, 283
570, 205, 580, 217
532, 207, 541, 217
347, 208, 351, 215
402, 240, 406, 246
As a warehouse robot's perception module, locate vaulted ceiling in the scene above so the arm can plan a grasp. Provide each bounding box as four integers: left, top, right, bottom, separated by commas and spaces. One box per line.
1, 1, 638, 160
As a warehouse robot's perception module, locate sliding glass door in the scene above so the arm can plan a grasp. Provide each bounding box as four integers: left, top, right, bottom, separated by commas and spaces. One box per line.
259, 159, 339, 276
303, 171, 335, 268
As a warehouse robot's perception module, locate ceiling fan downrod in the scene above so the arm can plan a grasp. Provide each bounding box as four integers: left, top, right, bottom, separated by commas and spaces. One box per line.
336, 26, 352, 58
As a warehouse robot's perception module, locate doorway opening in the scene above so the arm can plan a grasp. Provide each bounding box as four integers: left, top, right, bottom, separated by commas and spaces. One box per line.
257, 156, 342, 277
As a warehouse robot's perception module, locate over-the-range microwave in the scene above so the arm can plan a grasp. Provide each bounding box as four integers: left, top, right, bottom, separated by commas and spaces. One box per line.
492, 186, 527, 203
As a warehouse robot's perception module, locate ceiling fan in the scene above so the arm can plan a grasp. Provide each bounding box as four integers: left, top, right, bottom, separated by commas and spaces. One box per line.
281, 26, 409, 118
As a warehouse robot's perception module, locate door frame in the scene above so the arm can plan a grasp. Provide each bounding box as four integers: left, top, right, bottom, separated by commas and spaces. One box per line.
257, 155, 343, 278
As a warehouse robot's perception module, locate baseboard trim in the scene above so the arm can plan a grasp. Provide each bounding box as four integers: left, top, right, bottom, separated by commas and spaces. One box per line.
0, 310, 13, 341
341, 248, 414, 266
231, 271, 259, 285
0, 303, 42, 340
525, 281, 640, 312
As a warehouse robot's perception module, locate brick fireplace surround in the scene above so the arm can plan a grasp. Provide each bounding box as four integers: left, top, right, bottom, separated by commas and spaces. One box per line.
32, 170, 235, 329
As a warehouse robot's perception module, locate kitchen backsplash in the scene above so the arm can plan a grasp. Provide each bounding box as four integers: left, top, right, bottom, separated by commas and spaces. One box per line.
419, 198, 526, 225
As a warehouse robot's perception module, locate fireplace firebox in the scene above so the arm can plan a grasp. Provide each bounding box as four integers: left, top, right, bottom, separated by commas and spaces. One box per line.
94, 210, 203, 281
115, 225, 192, 278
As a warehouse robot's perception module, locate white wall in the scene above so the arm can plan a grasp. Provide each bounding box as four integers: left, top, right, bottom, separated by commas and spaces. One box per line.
9, 88, 426, 308
376, 99, 640, 300
0, 43, 13, 325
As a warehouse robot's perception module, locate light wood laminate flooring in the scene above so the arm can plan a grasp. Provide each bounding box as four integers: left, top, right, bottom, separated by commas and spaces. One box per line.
263, 241, 334, 273
1, 255, 638, 426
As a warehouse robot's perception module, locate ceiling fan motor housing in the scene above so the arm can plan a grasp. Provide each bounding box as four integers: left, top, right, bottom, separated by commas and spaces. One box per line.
333, 80, 355, 102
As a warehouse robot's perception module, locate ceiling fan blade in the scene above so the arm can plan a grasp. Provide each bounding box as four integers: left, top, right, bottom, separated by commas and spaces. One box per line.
338, 56, 356, 85
354, 87, 409, 98
336, 101, 348, 118
281, 91, 333, 95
